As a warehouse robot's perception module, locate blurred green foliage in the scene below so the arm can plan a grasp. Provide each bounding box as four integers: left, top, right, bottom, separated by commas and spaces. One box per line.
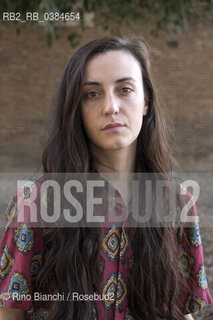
0, 0, 212, 47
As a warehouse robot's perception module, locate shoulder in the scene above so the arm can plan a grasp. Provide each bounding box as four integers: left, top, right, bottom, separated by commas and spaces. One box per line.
3, 175, 45, 231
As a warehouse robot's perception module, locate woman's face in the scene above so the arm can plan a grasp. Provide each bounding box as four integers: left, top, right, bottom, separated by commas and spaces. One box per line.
81, 50, 148, 151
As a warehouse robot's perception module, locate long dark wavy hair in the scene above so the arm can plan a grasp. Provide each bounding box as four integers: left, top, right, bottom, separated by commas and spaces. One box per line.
39, 37, 186, 320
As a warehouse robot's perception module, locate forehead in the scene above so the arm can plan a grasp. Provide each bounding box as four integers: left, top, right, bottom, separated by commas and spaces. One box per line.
84, 50, 142, 82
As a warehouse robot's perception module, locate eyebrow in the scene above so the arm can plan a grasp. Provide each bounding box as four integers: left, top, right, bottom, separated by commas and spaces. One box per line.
84, 77, 136, 86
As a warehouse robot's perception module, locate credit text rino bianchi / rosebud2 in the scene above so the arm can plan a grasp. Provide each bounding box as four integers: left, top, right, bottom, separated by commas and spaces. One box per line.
7, 292, 114, 302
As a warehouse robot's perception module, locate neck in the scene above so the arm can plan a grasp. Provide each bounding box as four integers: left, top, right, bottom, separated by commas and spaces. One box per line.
90, 142, 137, 207
91, 142, 137, 174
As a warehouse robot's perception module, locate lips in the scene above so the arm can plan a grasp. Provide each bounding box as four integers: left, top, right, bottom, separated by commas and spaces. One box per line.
102, 123, 124, 130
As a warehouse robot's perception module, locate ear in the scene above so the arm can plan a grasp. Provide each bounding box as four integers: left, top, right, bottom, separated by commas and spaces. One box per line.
143, 103, 149, 116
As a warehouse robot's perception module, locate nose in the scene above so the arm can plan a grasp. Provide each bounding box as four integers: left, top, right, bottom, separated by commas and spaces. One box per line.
102, 92, 119, 116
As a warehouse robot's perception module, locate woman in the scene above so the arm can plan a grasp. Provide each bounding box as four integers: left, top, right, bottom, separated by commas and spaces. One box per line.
0, 37, 212, 320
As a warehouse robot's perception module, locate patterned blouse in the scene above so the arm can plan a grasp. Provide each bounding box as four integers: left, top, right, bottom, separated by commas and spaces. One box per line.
0, 176, 212, 319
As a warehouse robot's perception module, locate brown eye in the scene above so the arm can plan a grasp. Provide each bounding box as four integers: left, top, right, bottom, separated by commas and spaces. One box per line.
120, 87, 133, 93
87, 91, 100, 98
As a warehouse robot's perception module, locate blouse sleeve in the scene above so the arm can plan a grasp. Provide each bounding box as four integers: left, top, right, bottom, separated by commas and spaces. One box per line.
0, 178, 45, 318
175, 189, 213, 315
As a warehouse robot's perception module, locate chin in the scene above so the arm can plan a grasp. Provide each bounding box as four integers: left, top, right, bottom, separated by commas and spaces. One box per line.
102, 141, 130, 150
